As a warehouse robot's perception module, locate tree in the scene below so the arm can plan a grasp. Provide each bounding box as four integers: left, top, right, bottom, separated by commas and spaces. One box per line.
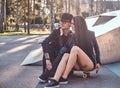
0, 0, 4, 33
96, 0, 106, 14
95, 0, 99, 15
68, 0, 70, 13
33, 0, 35, 29
15, 0, 19, 31
101, 0, 106, 13
118, 0, 120, 10
4, 0, 7, 30
50, 0, 54, 32
89, 0, 94, 16
27, 0, 30, 34
76, 0, 81, 15
64, 0, 67, 12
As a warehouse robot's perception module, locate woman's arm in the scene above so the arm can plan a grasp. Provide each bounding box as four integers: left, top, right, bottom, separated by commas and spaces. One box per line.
92, 32, 101, 65
91, 31, 101, 73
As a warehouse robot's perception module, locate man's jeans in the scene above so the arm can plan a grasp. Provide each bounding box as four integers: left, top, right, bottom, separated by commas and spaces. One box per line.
42, 47, 67, 78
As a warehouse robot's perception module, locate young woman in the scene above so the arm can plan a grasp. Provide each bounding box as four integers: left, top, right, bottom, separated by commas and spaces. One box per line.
44, 16, 101, 88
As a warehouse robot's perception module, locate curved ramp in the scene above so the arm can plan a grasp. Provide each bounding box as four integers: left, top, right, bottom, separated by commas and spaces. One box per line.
86, 10, 120, 64
21, 46, 43, 65
97, 28, 120, 64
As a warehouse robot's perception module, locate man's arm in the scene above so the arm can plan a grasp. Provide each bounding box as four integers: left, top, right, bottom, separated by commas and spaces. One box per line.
42, 29, 59, 53
42, 29, 60, 70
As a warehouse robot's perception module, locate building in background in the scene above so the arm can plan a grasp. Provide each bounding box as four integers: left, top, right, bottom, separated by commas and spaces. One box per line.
61, 0, 120, 17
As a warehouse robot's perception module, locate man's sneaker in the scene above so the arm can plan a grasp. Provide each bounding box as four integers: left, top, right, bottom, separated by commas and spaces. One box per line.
59, 77, 68, 84
38, 75, 48, 83
44, 79, 60, 88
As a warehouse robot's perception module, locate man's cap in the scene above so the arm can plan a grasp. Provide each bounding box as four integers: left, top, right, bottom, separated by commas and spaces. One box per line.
61, 13, 73, 22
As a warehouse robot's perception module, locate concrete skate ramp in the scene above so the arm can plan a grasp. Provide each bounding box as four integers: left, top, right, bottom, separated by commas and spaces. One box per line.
21, 46, 43, 65
97, 28, 120, 64
86, 10, 120, 64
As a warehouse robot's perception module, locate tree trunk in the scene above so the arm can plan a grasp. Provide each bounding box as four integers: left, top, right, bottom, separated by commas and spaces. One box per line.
27, 0, 30, 34
68, 0, 70, 13
33, 0, 35, 30
16, 0, 19, 31
98, 0, 106, 13
4, 0, 6, 30
89, 0, 94, 16
0, 0, 4, 33
104, 0, 106, 12
50, 0, 54, 32
118, 0, 120, 10
65, 0, 67, 12
76, 0, 81, 15
101, 0, 106, 13
24, 0, 26, 32
95, 0, 99, 15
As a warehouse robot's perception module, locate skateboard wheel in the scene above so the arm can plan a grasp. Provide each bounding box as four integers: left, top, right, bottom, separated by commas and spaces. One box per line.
82, 73, 88, 78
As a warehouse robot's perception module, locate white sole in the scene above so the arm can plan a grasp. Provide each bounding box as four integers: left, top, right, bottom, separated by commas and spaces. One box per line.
59, 81, 68, 85
44, 85, 60, 88
38, 78, 46, 82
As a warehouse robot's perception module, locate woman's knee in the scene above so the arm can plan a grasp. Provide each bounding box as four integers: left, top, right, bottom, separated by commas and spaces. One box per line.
71, 46, 79, 53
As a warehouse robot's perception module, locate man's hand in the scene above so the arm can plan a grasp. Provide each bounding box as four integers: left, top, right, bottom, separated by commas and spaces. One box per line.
46, 60, 52, 70
95, 63, 100, 74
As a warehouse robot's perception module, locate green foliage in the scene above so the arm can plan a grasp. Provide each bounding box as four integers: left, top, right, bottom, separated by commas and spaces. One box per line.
0, 33, 28, 36
31, 16, 43, 24
31, 16, 49, 24
4, 28, 22, 32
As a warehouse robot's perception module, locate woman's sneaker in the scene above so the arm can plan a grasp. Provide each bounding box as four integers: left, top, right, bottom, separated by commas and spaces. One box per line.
59, 77, 68, 84
44, 79, 60, 88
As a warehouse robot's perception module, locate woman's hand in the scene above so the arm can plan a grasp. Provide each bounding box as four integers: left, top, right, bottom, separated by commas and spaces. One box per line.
46, 60, 52, 70
95, 63, 100, 74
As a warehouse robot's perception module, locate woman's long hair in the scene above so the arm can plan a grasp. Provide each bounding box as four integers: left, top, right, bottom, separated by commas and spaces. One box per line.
73, 16, 92, 53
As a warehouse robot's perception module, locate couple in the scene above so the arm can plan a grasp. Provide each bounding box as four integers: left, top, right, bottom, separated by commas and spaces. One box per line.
39, 13, 101, 88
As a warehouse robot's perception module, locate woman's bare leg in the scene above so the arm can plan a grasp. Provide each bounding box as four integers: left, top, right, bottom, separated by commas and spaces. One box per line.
53, 53, 69, 81
61, 46, 78, 79
62, 46, 94, 79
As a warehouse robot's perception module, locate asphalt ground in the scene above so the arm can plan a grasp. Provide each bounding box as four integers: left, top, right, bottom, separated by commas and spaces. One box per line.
0, 36, 120, 88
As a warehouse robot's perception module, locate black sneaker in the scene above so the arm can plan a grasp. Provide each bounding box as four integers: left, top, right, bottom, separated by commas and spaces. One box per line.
59, 77, 68, 84
38, 75, 48, 83
44, 79, 60, 88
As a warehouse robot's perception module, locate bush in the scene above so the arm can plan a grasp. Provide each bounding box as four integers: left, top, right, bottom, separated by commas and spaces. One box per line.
31, 16, 43, 24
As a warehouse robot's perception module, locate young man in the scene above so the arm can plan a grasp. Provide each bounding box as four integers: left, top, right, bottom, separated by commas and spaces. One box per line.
38, 13, 73, 83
